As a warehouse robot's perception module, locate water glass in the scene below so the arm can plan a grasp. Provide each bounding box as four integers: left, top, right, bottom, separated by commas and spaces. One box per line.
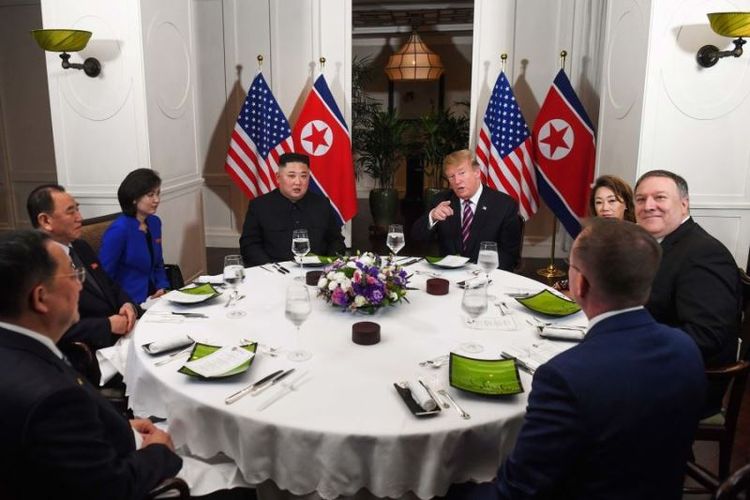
386, 224, 405, 257
291, 228, 311, 279
223, 254, 246, 319
477, 241, 499, 280
285, 282, 312, 362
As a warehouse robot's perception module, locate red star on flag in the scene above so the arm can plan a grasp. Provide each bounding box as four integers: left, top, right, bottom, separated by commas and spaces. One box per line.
303, 122, 329, 153
540, 122, 570, 157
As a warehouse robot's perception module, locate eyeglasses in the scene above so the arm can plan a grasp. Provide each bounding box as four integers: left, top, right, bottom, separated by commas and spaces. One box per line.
55, 265, 86, 284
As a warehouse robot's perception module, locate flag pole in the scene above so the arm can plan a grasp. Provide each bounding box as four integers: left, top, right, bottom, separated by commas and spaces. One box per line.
536, 50, 569, 280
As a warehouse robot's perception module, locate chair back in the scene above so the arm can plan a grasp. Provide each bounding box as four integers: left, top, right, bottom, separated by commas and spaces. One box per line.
714, 462, 750, 499
707, 360, 750, 437
80, 213, 119, 254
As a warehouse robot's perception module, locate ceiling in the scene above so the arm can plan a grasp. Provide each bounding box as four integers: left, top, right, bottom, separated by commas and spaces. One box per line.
352, 1, 474, 34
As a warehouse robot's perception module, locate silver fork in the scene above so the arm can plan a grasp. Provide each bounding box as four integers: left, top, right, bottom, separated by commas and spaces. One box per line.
154, 343, 195, 367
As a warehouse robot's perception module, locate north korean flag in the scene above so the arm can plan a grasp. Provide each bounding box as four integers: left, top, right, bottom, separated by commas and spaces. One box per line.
532, 69, 596, 238
292, 75, 358, 224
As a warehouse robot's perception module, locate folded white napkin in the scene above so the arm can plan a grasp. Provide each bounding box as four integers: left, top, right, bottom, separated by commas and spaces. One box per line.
194, 274, 225, 285
96, 335, 132, 386
141, 334, 193, 354
538, 326, 586, 341
411, 381, 437, 411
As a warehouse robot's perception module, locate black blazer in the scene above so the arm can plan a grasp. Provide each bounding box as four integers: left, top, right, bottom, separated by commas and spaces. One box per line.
411, 186, 522, 271
646, 218, 741, 415
239, 189, 346, 267
450, 309, 706, 500
64, 239, 137, 351
0, 328, 181, 499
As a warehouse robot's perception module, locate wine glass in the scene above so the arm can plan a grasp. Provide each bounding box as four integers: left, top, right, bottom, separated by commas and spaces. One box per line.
386, 224, 405, 259
460, 281, 487, 353
477, 241, 499, 281
291, 228, 311, 280
223, 254, 246, 319
285, 282, 312, 362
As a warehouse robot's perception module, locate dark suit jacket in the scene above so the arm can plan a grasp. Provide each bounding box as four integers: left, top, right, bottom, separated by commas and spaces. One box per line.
0, 327, 181, 499
449, 309, 705, 500
240, 189, 346, 267
63, 240, 137, 352
99, 214, 170, 304
646, 218, 740, 367
411, 186, 522, 271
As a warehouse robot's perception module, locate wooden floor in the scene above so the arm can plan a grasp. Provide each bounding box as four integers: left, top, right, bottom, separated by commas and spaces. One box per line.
207, 197, 750, 495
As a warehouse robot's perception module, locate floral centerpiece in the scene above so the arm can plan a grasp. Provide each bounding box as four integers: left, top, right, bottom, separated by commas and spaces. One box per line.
317, 252, 410, 314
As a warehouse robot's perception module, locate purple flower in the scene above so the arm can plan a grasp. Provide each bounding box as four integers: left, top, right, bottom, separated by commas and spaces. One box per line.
331, 287, 348, 306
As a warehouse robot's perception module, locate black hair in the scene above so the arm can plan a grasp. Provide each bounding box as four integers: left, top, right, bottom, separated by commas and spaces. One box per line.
0, 230, 55, 318
279, 153, 310, 167
117, 169, 162, 216
635, 170, 689, 199
27, 184, 66, 228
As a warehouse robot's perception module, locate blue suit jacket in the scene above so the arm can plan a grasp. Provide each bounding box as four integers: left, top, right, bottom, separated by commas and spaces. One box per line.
0, 327, 181, 499
451, 309, 706, 500
99, 214, 170, 304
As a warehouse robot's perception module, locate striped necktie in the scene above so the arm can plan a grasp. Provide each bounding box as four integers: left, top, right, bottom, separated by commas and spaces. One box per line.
461, 200, 473, 252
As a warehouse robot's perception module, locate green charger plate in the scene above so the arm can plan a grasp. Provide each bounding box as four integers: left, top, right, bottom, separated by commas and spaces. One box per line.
515, 289, 581, 317
178, 342, 257, 379
449, 353, 524, 396
303, 254, 335, 267
166, 283, 222, 305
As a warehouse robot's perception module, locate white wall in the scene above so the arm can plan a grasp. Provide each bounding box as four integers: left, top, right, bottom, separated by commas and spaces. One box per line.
599, 0, 750, 265
40, 0, 207, 278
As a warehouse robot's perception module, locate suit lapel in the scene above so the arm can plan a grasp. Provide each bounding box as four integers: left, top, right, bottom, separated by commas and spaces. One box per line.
73, 241, 117, 309
449, 194, 463, 253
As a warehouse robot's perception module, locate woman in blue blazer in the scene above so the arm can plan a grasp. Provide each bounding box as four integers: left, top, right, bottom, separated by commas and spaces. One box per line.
100, 169, 170, 304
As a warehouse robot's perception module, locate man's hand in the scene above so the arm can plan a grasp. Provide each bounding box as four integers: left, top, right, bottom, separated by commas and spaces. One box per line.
150, 289, 166, 299
120, 303, 137, 332
109, 314, 129, 335
430, 201, 454, 222
131, 418, 175, 451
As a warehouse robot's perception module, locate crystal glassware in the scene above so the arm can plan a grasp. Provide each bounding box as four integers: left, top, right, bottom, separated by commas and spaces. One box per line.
386, 224, 405, 257
460, 280, 487, 353
223, 254, 246, 319
291, 228, 311, 279
477, 241, 499, 281
285, 282, 312, 362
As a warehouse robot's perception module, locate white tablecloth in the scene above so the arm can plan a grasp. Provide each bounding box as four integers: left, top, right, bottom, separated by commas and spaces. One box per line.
125, 261, 586, 499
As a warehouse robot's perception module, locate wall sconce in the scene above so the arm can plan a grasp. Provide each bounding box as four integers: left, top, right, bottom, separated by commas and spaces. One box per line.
31, 29, 101, 77
697, 12, 750, 68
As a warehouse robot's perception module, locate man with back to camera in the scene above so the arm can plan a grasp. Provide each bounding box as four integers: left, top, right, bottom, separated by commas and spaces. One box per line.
634, 169, 741, 416
27, 184, 138, 353
0, 230, 181, 499
239, 152, 346, 267
411, 149, 522, 271
447, 218, 705, 499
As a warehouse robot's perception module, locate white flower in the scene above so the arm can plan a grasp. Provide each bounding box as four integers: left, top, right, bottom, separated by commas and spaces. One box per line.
390, 292, 398, 301
341, 278, 352, 290
378, 272, 386, 281
354, 295, 367, 307
358, 254, 374, 266
328, 281, 338, 291
318, 277, 328, 288
334, 271, 347, 283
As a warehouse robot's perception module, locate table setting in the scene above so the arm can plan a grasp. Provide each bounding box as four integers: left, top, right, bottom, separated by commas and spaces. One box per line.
124, 233, 589, 499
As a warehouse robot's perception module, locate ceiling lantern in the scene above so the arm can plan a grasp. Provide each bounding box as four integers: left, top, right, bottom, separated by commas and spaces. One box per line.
385, 31, 444, 81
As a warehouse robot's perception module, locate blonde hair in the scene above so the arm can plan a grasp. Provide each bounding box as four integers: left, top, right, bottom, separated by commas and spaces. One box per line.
443, 149, 477, 171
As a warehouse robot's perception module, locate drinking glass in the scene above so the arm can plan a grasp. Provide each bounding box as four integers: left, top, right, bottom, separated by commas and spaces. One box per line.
223, 254, 246, 319
291, 228, 311, 279
386, 224, 405, 258
477, 241, 499, 281
460, 281, 487, 353
285, 282, 312, 362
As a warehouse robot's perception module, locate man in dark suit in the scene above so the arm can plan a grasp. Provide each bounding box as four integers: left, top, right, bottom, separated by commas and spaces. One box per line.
635, 170, 741, 415
411, 149, 522, 271
240, 152, 346, 266
0, 230, 181, 499
27, 184, 138, 352
448, 219, 706, 500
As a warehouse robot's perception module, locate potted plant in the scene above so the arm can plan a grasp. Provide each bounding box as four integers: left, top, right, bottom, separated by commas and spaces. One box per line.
419, 106, 470, 209
356, 107, 408, 230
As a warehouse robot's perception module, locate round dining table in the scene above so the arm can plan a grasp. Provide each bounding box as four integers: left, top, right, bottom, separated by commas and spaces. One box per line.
125, 259, 586, 500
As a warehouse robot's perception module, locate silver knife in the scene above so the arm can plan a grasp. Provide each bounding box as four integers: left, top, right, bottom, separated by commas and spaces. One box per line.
225, 369, 284, 405
171, 312, 208, 318
251, 368, 296, 396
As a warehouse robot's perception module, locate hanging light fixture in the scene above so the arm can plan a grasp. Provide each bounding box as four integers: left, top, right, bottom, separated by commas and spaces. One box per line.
385, 31, 444, 81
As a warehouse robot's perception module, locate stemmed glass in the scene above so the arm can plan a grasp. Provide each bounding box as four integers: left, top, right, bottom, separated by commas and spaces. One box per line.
477, 241, 499, 282
223, 255, 246, 319
285, 282, 312, 362
386, 224, 405, 259
460, 280, 487, 353
291, 228, 311, 280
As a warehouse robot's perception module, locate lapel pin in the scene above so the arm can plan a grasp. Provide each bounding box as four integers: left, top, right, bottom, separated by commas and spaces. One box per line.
482, 205, 487, 211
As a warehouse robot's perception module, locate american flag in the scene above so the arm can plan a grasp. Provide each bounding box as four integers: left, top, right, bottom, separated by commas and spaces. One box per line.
225, 72, 294, 199
475, 71, 539, 220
